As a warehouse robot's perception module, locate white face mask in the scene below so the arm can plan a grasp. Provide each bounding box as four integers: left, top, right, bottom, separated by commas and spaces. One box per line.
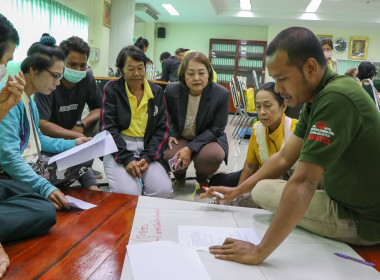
324, 51, 332, 59
0, 64, 7, 81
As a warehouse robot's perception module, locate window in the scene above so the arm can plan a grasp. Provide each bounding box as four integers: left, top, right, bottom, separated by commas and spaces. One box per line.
0, 0, 88, 78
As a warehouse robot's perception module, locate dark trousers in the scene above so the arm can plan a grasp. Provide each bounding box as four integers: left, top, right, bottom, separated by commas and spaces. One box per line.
42, 152, 98, 189
209, 169, 243, 187
0, 180, 56, 242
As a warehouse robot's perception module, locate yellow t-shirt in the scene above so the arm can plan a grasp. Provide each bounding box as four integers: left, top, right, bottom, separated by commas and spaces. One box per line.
246, 114, 298, 166
121, 79, 154, 137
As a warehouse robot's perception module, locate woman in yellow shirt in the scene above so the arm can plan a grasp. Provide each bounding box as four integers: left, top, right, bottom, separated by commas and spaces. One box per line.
209, 82, 297, 187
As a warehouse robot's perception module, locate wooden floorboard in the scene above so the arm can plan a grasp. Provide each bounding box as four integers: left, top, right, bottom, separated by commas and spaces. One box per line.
3, 189, 138, 279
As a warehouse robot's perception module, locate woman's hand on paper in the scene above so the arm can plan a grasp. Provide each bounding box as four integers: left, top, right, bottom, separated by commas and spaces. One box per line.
200, 186, 240, 202
209, 238, 265, 265
48, 190, 70, 210
75, 136, 92, 146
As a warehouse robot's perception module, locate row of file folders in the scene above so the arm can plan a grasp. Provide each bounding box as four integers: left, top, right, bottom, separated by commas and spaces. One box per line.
212, 44, 265, 56
217, 73, 262, 84
217, 73, 235, 83
211, 58, 264, 70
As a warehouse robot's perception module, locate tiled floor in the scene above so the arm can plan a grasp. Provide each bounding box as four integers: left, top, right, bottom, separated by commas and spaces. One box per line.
88, 115, 251, 203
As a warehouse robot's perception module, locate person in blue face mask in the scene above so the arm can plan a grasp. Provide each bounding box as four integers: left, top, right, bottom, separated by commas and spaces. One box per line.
34, 36, 103, 187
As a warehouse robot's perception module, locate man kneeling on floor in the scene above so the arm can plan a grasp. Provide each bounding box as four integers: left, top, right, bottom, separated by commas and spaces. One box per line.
201, 26, 380, 265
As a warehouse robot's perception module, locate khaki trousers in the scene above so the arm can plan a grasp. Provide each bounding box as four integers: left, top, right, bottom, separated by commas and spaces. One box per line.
251, 179, 377, 246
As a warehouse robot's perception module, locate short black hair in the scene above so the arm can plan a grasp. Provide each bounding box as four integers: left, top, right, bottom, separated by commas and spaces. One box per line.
59, 36, 90, 59
160, 51, 171, 62
134, 37, 149, 51
21, 33, 64, 73
175, 48, 186, 55
357, 61, 377, 80
115, 45, 147, 75
255, 82, 284, 106
320, 38, 333, 49
266, 26, 327, 71
0, 14, 19, 59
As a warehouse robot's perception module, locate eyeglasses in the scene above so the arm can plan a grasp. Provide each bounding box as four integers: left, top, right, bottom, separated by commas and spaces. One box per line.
45, 68, 64, 81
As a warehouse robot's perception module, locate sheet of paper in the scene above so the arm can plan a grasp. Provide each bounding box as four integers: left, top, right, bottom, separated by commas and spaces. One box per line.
48, 130, 117, 171
178, 225, 260, 251
127, 240, 210, 280
120, 196, 380, 280
66, 195, 97, 210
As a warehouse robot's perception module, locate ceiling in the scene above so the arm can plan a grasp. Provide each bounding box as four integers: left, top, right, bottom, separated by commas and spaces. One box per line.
135, 0, 380, 30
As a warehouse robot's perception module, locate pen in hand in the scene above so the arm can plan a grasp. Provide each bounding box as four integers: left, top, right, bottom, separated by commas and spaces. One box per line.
202, 186, 224, 199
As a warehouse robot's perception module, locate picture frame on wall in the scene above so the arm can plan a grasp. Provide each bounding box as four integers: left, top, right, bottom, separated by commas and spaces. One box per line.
317, 34, 333, 43
103, 1, 112, 29
349, 37, 369, 60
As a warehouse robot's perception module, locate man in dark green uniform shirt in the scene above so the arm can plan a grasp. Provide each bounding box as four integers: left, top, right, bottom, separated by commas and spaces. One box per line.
201, 26, 380, 265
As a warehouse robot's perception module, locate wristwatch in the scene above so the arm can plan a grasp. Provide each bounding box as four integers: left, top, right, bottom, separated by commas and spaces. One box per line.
75, 120, 85, 128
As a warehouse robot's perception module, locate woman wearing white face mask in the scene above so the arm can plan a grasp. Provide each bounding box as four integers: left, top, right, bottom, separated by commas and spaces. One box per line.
0, 15, 25, 122
321, 38, 338, 72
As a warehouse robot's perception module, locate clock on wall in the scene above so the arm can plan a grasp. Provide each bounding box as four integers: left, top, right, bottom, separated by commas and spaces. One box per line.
333, 38, 348, 53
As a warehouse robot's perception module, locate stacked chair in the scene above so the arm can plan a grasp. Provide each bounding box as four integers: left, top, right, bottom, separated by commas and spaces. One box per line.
230, 76, 258, 144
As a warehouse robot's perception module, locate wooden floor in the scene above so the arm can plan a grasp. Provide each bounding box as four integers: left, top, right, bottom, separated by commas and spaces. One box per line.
2, 188, 380, 279
3, 188, 138, 280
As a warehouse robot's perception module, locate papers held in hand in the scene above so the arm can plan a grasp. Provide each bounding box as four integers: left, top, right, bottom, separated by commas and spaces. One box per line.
48, 130, 118, 171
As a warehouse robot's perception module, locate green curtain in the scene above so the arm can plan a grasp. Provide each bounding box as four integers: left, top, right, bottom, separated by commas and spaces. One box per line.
337, 59, 362, 75
0, 0, 88, 81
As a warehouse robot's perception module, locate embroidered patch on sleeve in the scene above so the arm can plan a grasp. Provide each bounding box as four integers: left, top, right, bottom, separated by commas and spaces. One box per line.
307, 120, 334, 145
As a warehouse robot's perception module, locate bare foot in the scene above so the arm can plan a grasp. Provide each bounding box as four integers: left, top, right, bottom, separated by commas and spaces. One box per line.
0, 243, 10, 279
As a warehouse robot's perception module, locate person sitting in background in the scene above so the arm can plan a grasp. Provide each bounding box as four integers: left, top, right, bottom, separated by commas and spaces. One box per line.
344, 67, 359, 81
0, 34, 94, 211
357, 61, 380, 110
209, 82, 297, 190
33, 36, 102, 185
164, 51, 229, 188
134, 37, 149, 53
158, 48, 186, 82
100, 46, 172, 197
0, 15, 56, 279
159, 51, 171, 64
321, 38, 338, 72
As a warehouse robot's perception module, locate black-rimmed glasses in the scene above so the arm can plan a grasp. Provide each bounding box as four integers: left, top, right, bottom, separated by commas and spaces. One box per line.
45, 68, 64, 81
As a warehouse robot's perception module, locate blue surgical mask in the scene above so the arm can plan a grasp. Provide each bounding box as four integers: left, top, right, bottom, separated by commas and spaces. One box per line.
63, 67, 86, 83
